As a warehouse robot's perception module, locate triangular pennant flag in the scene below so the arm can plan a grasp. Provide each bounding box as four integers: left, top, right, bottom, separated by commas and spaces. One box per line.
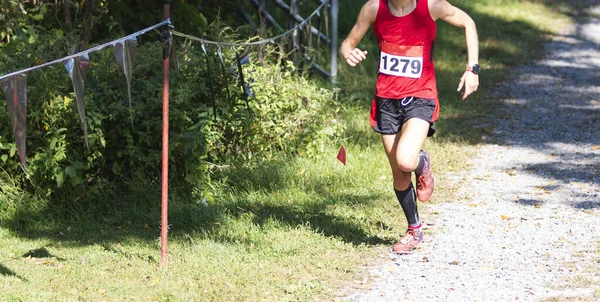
169, 38, 179, 72
216, 47, 232, 108
337, 145, 346, 166
201, 43, 217, 120
65, 54, 90, 146
1, 74, 28, 171
114, 37, 137, 119
161, 28, 172, 61
234, 49, 253, 117
233, 51, 253, 98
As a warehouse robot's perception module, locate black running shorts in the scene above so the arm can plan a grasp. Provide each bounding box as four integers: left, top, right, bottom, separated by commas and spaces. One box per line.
371, 96, 436, 136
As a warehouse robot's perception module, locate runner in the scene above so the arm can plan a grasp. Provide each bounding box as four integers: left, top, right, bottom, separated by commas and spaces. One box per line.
340, 0, 480, 254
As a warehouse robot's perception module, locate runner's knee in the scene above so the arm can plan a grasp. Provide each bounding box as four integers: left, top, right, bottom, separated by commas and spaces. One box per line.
396, 154, 418, 172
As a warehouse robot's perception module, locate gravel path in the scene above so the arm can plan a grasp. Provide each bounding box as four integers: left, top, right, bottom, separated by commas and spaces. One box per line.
342, 2, 600, 301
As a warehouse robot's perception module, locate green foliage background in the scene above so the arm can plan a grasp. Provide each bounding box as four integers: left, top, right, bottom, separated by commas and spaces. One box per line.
0, 0, 585, 301
0, 0, 343, 219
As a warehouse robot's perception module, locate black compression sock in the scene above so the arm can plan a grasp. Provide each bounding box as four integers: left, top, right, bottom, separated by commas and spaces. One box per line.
394, 183, 421, 228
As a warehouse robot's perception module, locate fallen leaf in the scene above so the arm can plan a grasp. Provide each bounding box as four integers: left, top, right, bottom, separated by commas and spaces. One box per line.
500, 215, 512, 220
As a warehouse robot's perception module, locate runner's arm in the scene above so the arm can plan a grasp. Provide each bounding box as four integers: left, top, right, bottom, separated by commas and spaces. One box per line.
339, 0, 378, 66
430, 0, 479, 100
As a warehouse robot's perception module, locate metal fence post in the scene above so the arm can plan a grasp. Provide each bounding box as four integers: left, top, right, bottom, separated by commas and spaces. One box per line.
330, 0, 338, 83
160, 3, 171, 267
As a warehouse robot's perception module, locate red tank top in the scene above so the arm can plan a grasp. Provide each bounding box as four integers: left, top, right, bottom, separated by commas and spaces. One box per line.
372, 0, 440, 121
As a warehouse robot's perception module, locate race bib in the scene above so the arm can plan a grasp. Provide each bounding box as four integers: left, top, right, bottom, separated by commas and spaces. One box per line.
379, 42, 423, 79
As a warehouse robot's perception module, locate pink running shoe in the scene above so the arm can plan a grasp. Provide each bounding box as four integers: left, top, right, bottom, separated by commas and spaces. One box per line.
392, 228, 423, 254
416, 150, 434, 202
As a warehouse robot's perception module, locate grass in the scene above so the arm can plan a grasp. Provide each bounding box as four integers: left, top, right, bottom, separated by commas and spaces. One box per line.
0, 0, 580, 300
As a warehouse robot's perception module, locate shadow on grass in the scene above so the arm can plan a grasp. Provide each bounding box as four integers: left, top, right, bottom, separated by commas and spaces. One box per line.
23, 247, 65, 261
169, 160, 394, 246
0, 264, 28, 282
172, 201, 393, 247
4, 155, 394, 248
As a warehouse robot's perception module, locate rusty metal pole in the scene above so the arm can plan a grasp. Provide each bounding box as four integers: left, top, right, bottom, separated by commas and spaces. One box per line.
161, 3, 171, 267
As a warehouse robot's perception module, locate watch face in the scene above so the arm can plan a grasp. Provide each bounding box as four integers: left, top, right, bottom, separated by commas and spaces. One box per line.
472, 64, 481, 74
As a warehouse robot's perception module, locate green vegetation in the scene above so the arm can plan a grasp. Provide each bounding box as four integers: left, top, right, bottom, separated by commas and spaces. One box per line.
0, 0, 577, 300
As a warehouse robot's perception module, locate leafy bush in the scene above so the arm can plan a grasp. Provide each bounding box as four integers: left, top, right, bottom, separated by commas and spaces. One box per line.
0, 33, 343, 204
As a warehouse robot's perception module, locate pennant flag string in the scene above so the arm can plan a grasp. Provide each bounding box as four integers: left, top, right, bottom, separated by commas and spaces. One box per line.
0, 0, 328, 168
170, 0, 328, 47
0, 19, 170, 168
0, 19, 171, 82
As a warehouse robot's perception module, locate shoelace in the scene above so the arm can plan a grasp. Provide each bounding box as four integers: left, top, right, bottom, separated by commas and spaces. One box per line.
417, 174, 427, 189
400, 230, 417, 244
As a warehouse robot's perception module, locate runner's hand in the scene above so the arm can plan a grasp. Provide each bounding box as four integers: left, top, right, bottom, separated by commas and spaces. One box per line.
345, 48, 368, 66
457, 71, 479, 100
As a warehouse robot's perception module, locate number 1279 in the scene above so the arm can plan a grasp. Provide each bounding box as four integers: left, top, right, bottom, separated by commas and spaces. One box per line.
380, 54, 422, 78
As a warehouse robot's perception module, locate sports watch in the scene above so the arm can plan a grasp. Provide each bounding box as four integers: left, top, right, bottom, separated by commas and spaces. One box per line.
466, 63, 481, 75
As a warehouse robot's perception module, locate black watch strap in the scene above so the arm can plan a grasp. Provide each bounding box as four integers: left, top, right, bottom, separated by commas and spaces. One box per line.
466, 63, 481, 74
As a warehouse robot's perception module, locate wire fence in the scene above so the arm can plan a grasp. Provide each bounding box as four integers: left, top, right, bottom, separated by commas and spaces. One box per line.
0, 19, 172, 82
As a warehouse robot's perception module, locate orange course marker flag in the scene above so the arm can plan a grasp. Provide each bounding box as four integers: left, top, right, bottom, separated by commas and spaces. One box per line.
337, 145, 346, 166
